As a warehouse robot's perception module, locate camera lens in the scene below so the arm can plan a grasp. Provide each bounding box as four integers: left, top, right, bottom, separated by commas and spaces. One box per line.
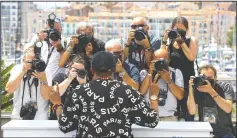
33, 60, 46, 72
77, 69, 86, 78
168, 30, 177, 39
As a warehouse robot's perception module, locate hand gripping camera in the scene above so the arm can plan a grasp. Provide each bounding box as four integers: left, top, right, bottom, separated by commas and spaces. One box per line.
28, 42, 46, 73
193, 74, 208, 87
44, 13, 61, 42
168, 28, 186, 40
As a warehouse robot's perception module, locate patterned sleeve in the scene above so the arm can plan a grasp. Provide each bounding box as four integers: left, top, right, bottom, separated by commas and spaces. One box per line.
220, 82, 234, 101
126, 87, 159, 128
58, 86, 82, 133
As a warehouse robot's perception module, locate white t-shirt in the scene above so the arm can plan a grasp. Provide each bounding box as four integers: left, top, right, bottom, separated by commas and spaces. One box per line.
10, 65, 48, 120
29, 34, 69, 86
140, 67, 184, 117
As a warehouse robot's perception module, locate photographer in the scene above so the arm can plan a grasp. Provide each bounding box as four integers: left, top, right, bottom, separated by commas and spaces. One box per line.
58, 22, 103, 68
161, 16, 199, 121
48, 51, 159, 137
105, 39, 140, 90
5, 44, 48, 120
124, 17, 160, 71
140, 49, 184, 121
41, 55, 88, 120
29, 13, 68, 86
187, 65, 235, 138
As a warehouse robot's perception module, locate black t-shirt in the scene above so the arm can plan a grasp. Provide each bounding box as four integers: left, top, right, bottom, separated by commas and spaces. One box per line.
194, 81, 234, 136
169, 38, 195, 89
58, 79, 159, 137
49, 72, 79, 120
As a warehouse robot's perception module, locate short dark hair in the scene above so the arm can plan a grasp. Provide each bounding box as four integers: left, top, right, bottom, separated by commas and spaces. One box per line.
199, 64, 217, 77
171, 16, 189, 30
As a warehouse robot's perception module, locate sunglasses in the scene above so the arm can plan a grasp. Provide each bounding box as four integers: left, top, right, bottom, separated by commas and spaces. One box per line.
131, 24, 147, 29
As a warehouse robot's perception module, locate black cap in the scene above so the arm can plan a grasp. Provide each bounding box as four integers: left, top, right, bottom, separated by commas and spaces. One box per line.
92, 51, 116, 73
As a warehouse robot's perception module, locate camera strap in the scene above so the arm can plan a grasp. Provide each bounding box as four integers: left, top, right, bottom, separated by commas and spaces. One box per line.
21, 75, 39, 106
45, 45, 55, 67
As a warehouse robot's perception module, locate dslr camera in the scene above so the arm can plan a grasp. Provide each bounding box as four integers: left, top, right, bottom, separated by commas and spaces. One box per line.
76, 69, 87, 79
158, 89, 168, 106
28, 42, 46, 73
20, 101, 38, 120
168, 28, 186, 40
113, 53, 123, 63
44, 13, 61, 42
73, 33, 94, 53
193, 74, 207, 87
154, 58, 169, 71
134, 27, 148, 41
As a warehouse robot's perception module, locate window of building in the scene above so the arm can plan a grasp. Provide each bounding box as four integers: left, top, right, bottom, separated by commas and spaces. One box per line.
12, 12, 16, 15
12, 23, 16, 27
7, 6, 10, 9
2, 5, 6, 9
12, 17, 16, 21
12, 6, 16, 9
33, 19, 36, 24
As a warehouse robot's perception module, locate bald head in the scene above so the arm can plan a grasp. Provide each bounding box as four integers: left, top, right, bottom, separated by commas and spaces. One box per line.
153, 49, 169, 61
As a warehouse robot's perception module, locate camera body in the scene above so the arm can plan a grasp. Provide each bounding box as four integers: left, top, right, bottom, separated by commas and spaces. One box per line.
76, 69, 87, 78
168, 29, 186, 40
44, 13, 61, 42
193, 75, 207, 87
77, 33, 94, 47
158, 89, 168, 106
154, 58, 169, 71
134, 27, 147, 41
20, 101, 38, 120
113, 53, 123, 63
28, 59, 46, 73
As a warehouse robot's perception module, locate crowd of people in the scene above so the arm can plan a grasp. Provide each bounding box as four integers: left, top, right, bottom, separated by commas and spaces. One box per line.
5, 13, 236, 138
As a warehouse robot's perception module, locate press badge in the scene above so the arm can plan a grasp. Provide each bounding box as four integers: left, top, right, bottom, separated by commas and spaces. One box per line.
203, 107, 219, 124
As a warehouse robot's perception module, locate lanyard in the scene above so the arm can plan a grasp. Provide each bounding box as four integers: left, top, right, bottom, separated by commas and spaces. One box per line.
46, 46, 54, 67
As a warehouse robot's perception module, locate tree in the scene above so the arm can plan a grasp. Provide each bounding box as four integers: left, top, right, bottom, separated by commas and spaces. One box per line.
1, 60, 14, 111
226, 25, 236, 49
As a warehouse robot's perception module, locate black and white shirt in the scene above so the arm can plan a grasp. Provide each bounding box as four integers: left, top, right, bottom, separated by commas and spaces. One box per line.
58, 79, 159, 137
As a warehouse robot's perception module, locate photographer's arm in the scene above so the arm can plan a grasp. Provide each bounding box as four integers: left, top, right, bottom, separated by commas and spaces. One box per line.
187, 83, 197, 115
121, 70, 139, 91
168, 82, 184, 100
180, 36, 198, 61
58, 46, 73, 67
144, 50, 152, 67
5, 71, 25, 94
139, 74, 151, 95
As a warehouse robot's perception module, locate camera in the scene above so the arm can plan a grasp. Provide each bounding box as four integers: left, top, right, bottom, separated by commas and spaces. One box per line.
168, 29, 186, 40
28, 42, 46, 73
134, 27, 147, 41
193, 74, 207, 87
158, 89, 168, 106
20, 101, 38, 120
76, 69, 87, 78
77, 33, 94, 47
113, 53, 122, 63
44, 13, 61, 42
154, 58, 169, 71
28, 59, 46, 73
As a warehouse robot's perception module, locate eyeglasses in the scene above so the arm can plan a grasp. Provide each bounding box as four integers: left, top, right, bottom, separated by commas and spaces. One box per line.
131, 24, 147, 29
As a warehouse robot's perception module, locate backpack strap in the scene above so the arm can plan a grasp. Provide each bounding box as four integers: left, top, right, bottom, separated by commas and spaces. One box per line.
170, 68, 176, 83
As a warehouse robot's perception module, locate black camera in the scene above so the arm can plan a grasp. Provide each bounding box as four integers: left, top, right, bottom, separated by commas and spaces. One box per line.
76, 69, 87, 78
113, 53, 122, 63
28, 42, 46, 73
158, 89, 168, 106
44, 13, 61, 42
20, 101, 38, 120
154, 58, 169, 71
168, 29, 186, 40
134, 27, 147, 41
77, 33, 94, 47
193, 75, 207, 87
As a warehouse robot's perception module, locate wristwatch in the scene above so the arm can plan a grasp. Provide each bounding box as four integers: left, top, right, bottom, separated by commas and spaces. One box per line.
166, 79, 173, 85
40, 81, 48, 85
119, 71, 126, 78
150, 95, 158, 101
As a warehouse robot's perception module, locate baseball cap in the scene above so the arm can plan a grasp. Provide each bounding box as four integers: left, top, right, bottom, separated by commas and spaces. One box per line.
92, 51, 116, 73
